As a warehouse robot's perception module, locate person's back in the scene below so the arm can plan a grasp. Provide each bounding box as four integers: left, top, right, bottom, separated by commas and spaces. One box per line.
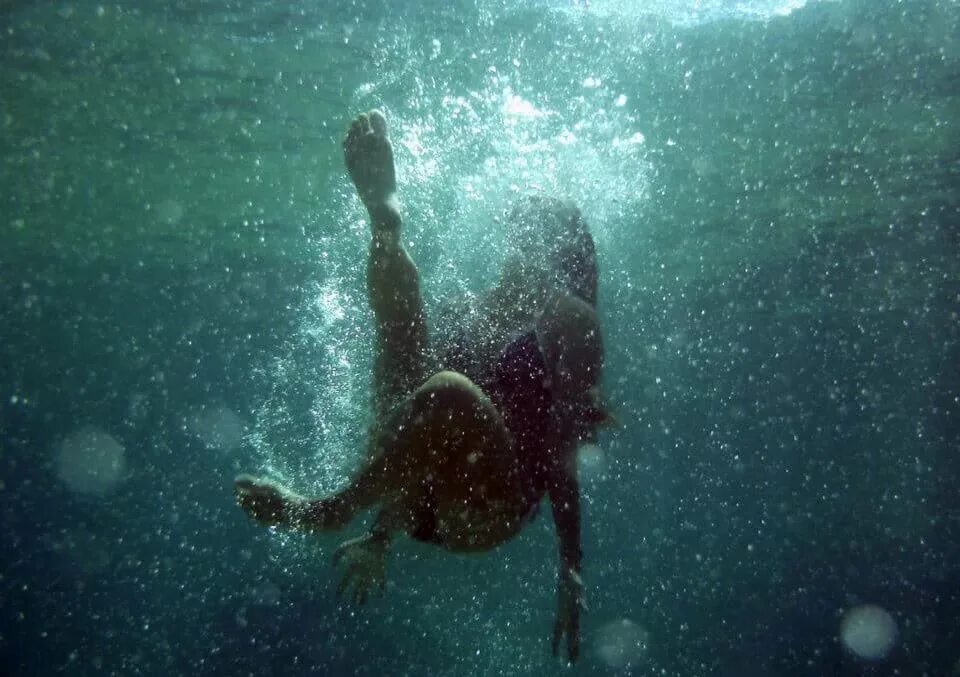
433, 194, 599, 389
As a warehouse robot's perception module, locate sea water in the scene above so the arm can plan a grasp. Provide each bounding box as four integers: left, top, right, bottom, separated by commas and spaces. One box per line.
1, 0, 957, 674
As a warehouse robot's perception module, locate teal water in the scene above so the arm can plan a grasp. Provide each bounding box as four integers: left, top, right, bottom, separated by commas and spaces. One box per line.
1, 0, 958, 674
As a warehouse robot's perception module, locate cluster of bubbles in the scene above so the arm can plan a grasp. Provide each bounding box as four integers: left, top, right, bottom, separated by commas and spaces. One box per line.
383, 77, 652, 285
492, 0, 811, 24
247, 0, 660, 497
250, 276, 369, 496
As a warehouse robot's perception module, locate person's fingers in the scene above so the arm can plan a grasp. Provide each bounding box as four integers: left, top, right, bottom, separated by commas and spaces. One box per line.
235, 477, 280, 503
336, 566, 357, 597
241, 495, 260, 517
569, 610, 580, 662
344, 117, 365, 154
233, 474, 259, 492
250, 494, 281, 522
357, 113, 370, 134
551, 615, 563, 656
235, 489, 251, 509
332, 540, 351, 567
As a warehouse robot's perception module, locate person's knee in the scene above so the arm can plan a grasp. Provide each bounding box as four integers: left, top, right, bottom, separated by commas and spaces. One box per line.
414, 371, 491, 415
410, 371, 507, 452
420, 370, 477, 396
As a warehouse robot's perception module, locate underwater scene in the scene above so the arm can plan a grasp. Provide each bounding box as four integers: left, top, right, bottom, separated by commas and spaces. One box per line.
1, 0, 958, 674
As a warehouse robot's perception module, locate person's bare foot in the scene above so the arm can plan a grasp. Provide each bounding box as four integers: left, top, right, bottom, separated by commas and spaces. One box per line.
343, 110, 397, 219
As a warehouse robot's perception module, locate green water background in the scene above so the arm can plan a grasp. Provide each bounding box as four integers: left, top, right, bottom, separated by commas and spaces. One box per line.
1, 0, 958, 674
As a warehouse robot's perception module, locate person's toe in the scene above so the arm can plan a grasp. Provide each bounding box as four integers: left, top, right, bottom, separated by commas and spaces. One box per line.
356, 113, 371, 134
368, 109, 387, 137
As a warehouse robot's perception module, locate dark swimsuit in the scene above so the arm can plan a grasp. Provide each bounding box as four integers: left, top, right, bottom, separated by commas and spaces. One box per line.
491, 331, 554, 511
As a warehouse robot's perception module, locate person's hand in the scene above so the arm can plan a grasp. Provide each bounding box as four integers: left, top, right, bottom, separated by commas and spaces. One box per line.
333, 533, 389, 605
552, 567, 585, 662
234, 474, 297, 526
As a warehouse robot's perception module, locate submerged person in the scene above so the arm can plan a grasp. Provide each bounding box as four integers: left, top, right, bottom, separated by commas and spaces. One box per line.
235, 110, 608, 662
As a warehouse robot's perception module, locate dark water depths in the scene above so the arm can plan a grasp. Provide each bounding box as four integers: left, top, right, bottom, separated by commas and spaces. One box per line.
1, 0, 958, 674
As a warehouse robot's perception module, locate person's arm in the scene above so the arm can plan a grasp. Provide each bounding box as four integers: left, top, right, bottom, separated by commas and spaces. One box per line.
234, 475, 352, 532
547, 452, 585, 662
235, 451, 394, 533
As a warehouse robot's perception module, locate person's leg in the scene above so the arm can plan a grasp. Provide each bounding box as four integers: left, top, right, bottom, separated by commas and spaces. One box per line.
235, 113, 525, 560
317, 110, 431, 511
233, 111, 427, 534
344, 110, 429, 423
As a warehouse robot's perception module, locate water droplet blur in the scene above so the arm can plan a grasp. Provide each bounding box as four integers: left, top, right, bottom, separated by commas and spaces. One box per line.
186, 406, 248, 453
596, 618, 651, 670
840, 604, 899, 661
56, 426, 126, 495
